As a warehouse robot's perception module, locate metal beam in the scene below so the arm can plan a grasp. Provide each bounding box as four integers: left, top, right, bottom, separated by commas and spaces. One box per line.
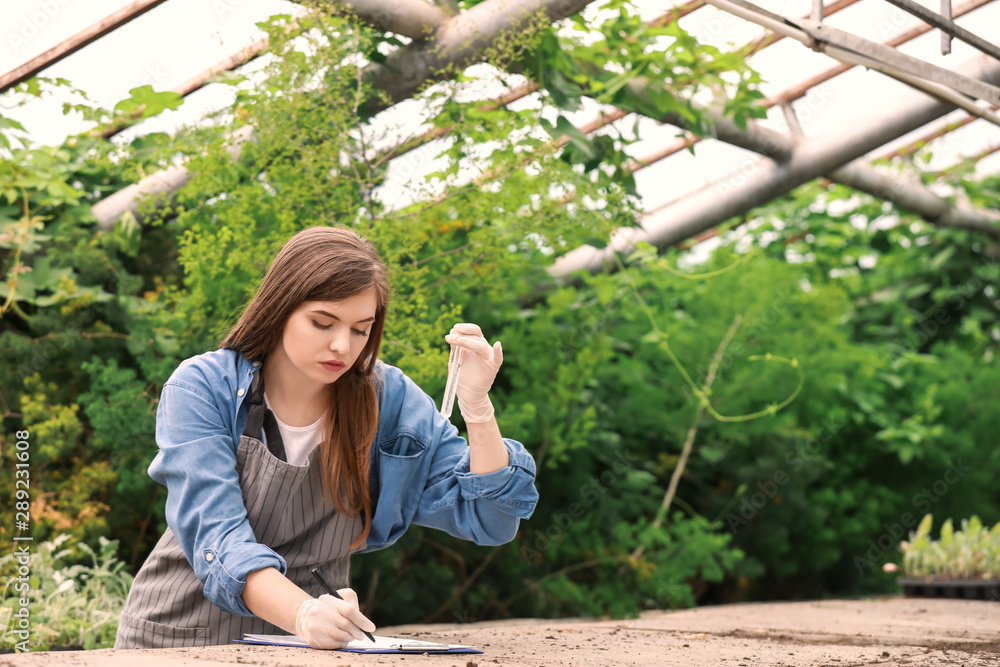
814, 41, 1000, 127
768, 0, 995, 106
331, 0, 448, 40
656, 103, 794, 161
548, 53, 1000, 276
828, 161, 1000, 236
93, 125, 254, 229
740, 0, 861, 56
883, 0, 1000, 62
701, 0, 1000, 125
615, 109, 1000, 238
796, 19, 1000, 105
622, 135, 1000, 239
0, 0, 171, 94
812, 0, 824, 21
941, 0, 953, 54
619, 0, 994, 170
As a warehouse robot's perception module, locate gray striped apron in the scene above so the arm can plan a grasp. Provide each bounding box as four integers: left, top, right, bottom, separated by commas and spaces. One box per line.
114, 363, 362, 649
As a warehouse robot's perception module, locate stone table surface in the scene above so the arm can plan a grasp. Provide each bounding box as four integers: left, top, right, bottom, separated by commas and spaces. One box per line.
4, 597, 999, 666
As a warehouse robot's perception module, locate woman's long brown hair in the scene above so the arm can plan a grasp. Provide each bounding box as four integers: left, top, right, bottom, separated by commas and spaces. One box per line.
218, 226, 389, 549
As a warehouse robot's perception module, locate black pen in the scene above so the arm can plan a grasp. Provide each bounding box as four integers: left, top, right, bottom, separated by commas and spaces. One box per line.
309, 567, 376, 643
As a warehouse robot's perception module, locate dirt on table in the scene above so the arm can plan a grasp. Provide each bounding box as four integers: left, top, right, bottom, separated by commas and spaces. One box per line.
3, 597, 998, 666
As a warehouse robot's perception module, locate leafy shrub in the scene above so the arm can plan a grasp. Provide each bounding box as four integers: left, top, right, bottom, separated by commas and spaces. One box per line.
0, 535, 133, 651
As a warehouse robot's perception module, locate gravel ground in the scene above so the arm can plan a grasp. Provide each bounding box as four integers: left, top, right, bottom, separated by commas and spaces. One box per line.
3, 597, 998, 666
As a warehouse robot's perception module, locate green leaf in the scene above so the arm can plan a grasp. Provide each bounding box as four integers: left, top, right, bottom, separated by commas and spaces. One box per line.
626, 241, 658, 265
113, 210, 142, 258
699, 445, 727, 464
878, 373, 904, 389
641, 330, 662, 344
114, 85, 184, 119
903, 283, 933, 299
596, 279, 617, 305
0, 116, 26, 132
940, 518, 954, 545
544, 69, 583, 112
915, 514, 933, 539
928, 246, 956, 270
46, 181, 82, 201
555, 115, 595, 160
23, 78, 43, 97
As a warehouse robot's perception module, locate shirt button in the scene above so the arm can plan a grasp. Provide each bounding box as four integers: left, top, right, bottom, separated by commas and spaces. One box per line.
237, 388, 245, 396
253, 361, 260, 367
205, 553, 214, 562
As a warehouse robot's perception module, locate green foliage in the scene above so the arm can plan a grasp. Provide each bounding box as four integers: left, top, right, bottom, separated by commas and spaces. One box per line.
900, 515, 1000, 580
0, 76, 187, 567
0, 534, 133, 650
533, 0, 766, 138
706, 169, 1000, 599
1, 0, 998, 646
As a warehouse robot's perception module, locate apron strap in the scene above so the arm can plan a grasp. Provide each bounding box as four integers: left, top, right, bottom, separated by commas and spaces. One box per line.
262, 410, 287, 462
242, 362, 287, 462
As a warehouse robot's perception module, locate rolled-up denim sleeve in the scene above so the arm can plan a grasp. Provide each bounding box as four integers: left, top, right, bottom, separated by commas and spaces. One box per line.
407, 377, 539, 545
148, 381, 286, 616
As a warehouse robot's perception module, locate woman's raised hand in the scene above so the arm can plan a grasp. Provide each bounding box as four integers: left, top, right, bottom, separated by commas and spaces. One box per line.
444, 322, 503, 423
294, 588, 376, 649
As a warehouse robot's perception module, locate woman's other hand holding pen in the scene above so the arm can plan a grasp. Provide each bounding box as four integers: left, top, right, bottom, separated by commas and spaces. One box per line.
295, 587, 376, 649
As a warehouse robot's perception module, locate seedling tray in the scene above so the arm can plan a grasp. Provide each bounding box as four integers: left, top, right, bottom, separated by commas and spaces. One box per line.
897, 577, 1000, 600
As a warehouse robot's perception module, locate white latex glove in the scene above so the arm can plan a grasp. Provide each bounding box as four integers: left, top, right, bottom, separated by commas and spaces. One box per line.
444, 322, 503, 424
294, 589, 376, 649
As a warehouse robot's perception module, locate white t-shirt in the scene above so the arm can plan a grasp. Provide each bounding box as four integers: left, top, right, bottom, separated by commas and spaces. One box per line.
262, 392, 327, 466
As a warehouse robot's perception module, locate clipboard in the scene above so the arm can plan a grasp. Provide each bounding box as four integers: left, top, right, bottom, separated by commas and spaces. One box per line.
233, 633, 484, 654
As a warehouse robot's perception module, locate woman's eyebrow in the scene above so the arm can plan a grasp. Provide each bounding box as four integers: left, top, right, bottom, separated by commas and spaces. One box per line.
311, 309, 376, 323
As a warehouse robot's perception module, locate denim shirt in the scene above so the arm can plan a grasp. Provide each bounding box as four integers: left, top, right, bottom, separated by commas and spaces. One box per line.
148, 348, 538, 617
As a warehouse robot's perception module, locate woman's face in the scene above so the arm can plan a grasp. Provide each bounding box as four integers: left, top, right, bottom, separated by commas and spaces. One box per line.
278, 289, 379, 388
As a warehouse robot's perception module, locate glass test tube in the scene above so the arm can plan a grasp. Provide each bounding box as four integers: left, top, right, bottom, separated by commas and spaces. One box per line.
440, 345, 464, 419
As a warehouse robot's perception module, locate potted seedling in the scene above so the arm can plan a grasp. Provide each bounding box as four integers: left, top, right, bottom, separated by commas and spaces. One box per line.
889, 514, 1000, 600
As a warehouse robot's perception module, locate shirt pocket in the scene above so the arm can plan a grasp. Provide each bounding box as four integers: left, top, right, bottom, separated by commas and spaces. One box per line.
376, 433, 429, 510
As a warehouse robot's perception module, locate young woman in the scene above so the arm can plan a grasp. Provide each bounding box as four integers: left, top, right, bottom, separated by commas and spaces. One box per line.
114, 226, 538, 649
